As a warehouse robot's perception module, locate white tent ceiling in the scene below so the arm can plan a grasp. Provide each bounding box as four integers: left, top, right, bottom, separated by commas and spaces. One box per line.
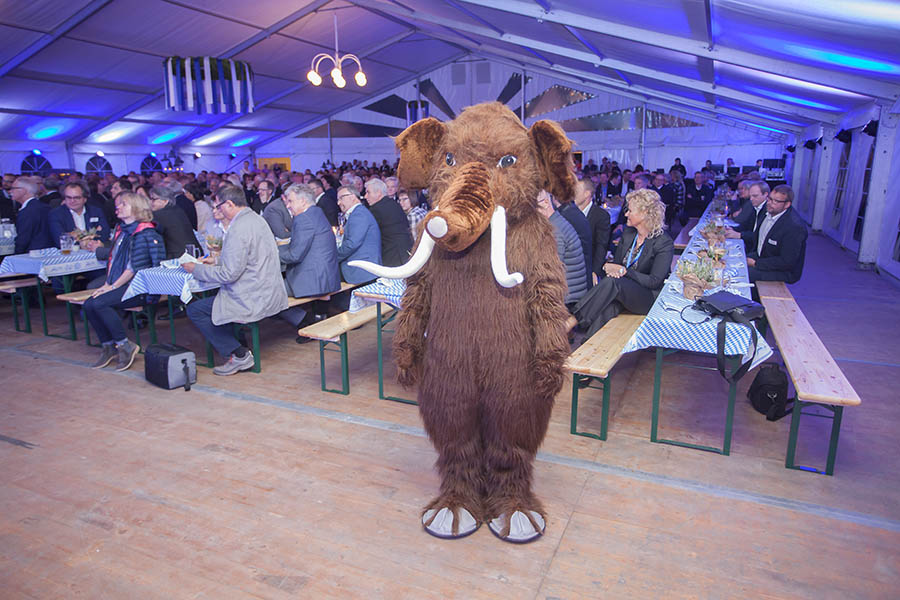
1, 0, 898, 153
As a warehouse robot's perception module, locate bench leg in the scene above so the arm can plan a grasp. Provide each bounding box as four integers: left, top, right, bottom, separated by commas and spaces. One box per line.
785, 402, 844, 476
570, 373, 610, 441
167, 297, 178, 345
249, 323, 260, 373
318, 334, 350, 395
21, 287, 33, 334
43, 276, 76, 340
375, 302, 415, 405
651, 347, 739, 455
79, 305, 99, 347
132, 312, 142, 350
147, 304, 159, 345
10, 288, 30, 333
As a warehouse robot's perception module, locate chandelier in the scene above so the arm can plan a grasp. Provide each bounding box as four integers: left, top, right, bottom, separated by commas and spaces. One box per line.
306, 14, 366, 89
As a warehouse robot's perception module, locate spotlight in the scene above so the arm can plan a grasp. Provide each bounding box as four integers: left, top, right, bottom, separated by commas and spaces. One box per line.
835, 129, 852, 143
194, 152, 202, 159
785, 145, 796, 153
150, 151, 157, 157
96, 150, 105, 157
816, 136, 823, 145
803, 139, 817, 150
32, 149, 41, 156
863, 120, 879, 137
230, 153, 237, 158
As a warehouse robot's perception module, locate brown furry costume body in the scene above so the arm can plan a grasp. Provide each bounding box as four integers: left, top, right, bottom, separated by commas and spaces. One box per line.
391, 102, 574, 541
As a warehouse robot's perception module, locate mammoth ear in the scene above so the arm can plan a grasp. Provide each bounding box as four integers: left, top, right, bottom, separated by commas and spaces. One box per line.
528, 119, 575, 203
394, 117, 447, 190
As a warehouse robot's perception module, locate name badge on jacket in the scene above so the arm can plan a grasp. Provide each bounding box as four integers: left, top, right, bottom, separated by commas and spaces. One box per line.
90, 217, 99, 223
767, 239, 778, 246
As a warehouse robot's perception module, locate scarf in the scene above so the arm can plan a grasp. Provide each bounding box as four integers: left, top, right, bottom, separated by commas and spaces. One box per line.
106, 221, 153, 284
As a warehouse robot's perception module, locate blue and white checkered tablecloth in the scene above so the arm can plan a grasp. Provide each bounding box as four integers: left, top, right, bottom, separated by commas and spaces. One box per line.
0, 239, 14, 256
623, 203, 772, 368
0, 249, 105, 281
122, 266, 219, 304
349, 278, 407, 312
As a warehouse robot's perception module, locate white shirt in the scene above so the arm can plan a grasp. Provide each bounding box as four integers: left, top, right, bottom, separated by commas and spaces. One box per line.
757, 209, 786, 256
580, 202, 592, 218
752, 201, 766, 232
69, 208, 86, 232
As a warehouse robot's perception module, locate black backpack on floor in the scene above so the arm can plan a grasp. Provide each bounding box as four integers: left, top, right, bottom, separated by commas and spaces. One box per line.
747, 363, 793, 421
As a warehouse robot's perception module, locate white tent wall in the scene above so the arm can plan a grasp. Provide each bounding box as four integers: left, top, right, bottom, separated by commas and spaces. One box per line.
1, 141, 68, 176
259, 58, 789, 176
876, 113, 900, 280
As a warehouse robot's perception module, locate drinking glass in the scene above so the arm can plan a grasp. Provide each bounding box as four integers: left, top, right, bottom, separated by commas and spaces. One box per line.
185, 244, 200, 259
59, 235, 73, 255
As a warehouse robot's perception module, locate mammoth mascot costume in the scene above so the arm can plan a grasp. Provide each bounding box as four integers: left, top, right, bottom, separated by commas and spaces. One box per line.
350, 102, 574, 543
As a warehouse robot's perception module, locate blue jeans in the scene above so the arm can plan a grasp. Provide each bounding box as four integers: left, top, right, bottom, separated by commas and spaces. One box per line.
83, 286, 146, 344
186, 295, 242, 358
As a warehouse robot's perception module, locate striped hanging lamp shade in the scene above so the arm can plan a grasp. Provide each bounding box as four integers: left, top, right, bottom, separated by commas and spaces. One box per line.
163, 57, 255, 115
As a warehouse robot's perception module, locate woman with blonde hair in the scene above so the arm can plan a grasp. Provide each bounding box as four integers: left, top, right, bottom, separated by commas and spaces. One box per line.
572, 188, 674, 338
83, 192, 166, 371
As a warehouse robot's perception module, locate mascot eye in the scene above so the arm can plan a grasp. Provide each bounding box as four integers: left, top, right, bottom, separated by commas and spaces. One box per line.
446, 153, 456, 166
497, 154, 517, 168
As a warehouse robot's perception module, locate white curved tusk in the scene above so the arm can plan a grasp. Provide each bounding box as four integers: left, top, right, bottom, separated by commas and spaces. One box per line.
426, 215, 448, 238
490, 205, 524, 288
348, 232, 436, 280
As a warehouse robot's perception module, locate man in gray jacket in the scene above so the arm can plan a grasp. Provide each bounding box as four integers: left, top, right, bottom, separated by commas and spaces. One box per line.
184, 184, 289, 375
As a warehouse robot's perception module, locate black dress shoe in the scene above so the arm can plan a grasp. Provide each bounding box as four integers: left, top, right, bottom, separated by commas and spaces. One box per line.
295, 335, 315, 345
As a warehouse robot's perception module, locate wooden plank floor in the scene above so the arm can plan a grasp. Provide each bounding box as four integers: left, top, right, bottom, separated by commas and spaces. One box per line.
1, 232, 899, 598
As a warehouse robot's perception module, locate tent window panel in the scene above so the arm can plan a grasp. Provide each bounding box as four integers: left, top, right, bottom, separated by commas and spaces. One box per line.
141, 156, 163, 176
853, 143, 876, 243
86, 156, 112, 176
21, 154, 52, 175
830, 140, 852, 230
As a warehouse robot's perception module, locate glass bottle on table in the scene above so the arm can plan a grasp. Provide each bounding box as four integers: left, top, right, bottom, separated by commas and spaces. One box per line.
59, 234, 73, 255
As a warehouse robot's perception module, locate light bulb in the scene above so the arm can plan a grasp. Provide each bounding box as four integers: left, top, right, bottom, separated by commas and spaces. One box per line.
96, 150, 105, 157
331, 67, 342, 80
355, 71, 367, 86
334, 74, 346, 88
306, 69, 322, 86
194, 152, 202, 159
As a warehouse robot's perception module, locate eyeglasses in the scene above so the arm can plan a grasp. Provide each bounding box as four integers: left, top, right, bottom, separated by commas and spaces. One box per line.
337, 194, 355, 202
64, 196, 84, 200
214, 200, 229, 210
768, 197, 790, 205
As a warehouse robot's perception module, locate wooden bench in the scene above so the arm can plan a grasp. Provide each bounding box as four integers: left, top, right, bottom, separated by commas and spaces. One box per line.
757, 284, 861, 476
1, 276, 41, 334
297, 303, 394, 395
673, 218, 699, 253
564, 314, 645, 440
57, 289, 168, 350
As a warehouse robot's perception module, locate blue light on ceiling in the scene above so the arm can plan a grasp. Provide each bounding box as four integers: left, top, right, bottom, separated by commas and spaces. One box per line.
231, 137, 256, 147
32, 149, 42, 156
31, 126, 62, 140
26, 120, 70, 140
782, 44, 900, 74
742, 86, 841, 111
150, 129, 187, 144
731, 119, 788, 135
720, 105, 807, 126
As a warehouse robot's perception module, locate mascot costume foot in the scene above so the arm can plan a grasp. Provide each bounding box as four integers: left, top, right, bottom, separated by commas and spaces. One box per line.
349, 102, 574, 544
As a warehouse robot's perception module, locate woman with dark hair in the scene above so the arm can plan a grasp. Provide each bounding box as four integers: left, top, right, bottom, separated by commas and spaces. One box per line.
184, 181, 212, 234
572, 188, 674, 338
84, 192, 165, 371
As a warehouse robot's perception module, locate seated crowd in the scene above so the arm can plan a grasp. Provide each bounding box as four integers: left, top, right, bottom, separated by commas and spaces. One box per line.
0, 153, 806, 372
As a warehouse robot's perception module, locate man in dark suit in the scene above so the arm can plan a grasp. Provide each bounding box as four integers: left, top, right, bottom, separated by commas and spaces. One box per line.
278, 184, 341, 338
364, 178, 412, 268
725, 180, 769, 246
1, 174, 16, 221
149, 184, 199, 259
574, 178, 611, 282
593, 172, 610, 202
336, 186, 381, 284
39, 175, 62, 209
745, 185, 807, 283
608, 172, 624, 197
309, 179, 340, 227
555, 192, 593, 291
49, 182, 110, 245
683, 171, 713, 220
173, 184, 198, 231
11, 176, 52, 253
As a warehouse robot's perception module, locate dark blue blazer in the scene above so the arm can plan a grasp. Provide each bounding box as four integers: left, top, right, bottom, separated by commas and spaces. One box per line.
748, 206, 808, 284
14, 198, 52, 254
279, 206, 341, 298
48, 204, 110, 247
557, 202, 594, 289
337, 205, 381, 284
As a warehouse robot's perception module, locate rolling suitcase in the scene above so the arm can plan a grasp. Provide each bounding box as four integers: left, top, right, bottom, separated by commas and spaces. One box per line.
144, 343, 197, 391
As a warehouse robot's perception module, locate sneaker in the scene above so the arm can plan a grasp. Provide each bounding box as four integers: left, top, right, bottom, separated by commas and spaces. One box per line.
115, 340, 140, 372
213, 351, 255, 376
91, 345, 117, 369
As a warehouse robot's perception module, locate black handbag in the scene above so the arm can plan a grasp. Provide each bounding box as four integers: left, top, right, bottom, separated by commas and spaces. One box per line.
691, 291, 765, 383
144, 343, 196, 391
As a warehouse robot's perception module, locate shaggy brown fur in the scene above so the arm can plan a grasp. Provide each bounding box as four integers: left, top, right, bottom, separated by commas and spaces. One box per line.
393, 102, 574, 538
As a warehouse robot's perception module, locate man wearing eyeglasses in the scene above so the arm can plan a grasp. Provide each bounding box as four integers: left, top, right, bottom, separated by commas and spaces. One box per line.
335, 185, 381, 285
744, 184, 808, 284
148, 184, 199, 259
183, 184, 288, 376
1, 173, 16, 221
49, 182, 110, 247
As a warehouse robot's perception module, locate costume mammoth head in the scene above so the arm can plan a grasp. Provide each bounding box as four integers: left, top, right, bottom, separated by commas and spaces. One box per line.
348, 102, 575, 287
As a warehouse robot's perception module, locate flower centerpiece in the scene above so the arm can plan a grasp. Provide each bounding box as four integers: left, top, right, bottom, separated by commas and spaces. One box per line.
699, 221, 726, 245
676, 257, 717, 300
